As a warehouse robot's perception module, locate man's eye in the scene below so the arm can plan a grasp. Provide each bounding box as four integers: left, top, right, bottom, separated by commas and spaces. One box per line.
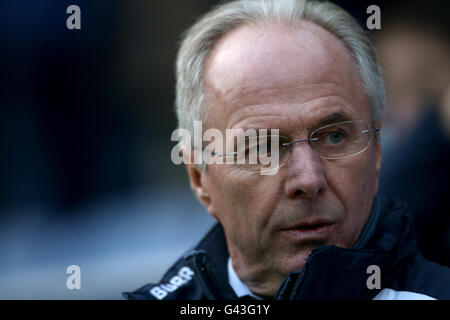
240, 141, 271, 158
260, 140, 271, 151
246, 145, 258, 155
324, 131, 344, 144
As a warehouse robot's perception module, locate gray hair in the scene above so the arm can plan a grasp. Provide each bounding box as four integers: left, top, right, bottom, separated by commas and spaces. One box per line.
175, 0, 385, 136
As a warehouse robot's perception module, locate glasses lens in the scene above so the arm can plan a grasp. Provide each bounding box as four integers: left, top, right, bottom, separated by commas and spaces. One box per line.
234, 135, 290, 171
311, 121, 371, 159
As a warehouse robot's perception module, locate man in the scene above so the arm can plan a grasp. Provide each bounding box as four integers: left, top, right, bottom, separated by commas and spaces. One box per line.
124, 0, 450, 300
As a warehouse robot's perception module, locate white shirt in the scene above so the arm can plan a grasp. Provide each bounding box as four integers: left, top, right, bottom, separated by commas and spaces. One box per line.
227, 258, 262, 300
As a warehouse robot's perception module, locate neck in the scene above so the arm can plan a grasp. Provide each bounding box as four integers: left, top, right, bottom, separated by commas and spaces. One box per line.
227, 241, 285, 297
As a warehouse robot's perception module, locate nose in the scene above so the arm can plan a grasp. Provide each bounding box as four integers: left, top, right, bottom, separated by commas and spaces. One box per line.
283, 142, 327, 199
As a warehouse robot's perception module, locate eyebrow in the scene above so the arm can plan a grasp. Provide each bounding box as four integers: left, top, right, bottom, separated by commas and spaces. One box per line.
316, 111, 353, 127
239, 111, 353, 136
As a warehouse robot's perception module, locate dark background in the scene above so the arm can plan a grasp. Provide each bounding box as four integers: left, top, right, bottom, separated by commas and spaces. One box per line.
0, 0, 448, 298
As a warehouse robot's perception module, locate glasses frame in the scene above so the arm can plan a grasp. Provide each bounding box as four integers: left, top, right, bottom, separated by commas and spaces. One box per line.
209, 120, 380, 172
284, 120, 380, 160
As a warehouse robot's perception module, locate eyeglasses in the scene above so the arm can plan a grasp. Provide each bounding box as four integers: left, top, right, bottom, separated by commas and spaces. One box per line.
209, 120, 379, 173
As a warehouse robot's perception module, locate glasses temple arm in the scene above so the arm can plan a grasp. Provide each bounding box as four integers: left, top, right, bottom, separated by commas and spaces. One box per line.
362, 128, 380, 134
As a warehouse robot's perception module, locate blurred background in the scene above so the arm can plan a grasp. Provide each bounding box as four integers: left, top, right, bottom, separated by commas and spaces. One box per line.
0, 0, 448, 299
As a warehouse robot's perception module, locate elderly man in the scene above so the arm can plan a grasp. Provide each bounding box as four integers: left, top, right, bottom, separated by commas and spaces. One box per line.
124, 0, 450, 300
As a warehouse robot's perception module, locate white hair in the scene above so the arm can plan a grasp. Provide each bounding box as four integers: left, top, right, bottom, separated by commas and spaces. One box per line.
175, 0, 385, 136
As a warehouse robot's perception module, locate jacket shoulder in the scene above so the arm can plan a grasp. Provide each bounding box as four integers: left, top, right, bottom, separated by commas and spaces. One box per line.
389, 252, 450, 300
122, 224, 227, 300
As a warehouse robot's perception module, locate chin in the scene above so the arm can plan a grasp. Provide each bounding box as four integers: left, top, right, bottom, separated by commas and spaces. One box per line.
280, 251, 311, 273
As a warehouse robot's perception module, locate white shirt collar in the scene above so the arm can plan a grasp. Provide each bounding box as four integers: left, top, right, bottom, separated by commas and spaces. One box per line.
227, 257, 262, 299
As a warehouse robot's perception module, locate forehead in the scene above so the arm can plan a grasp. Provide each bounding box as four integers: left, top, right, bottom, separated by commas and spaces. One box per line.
203, 21, 369, 130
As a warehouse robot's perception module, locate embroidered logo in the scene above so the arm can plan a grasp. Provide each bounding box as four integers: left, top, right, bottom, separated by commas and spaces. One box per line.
150, 266, 195, 299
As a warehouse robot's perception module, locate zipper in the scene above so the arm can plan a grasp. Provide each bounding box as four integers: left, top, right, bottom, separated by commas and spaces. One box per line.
274, 251, 316, 300
288, 260, 309, 299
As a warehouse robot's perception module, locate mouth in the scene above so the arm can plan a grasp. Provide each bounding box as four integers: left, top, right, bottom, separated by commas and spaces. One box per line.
282, 220, 336, 240
293, 221, 333, 231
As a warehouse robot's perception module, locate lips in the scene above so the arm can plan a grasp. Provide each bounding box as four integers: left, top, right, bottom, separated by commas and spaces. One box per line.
281, 219, 336, 240
291, 220, 334, 231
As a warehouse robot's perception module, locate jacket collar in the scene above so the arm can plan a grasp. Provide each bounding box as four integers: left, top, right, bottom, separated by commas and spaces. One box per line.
184, 223, 237, 299
275, 196, 417, 299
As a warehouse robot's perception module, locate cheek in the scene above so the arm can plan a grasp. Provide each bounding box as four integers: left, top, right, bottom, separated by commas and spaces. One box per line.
322, 150, 379, 242
325, 149, 378, 201
207, 167, 281, 239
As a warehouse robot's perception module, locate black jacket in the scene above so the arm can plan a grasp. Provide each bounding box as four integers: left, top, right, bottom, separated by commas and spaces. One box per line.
123, 196, 450, 300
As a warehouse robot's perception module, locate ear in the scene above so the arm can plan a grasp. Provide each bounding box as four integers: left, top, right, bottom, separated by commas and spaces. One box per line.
183, 147, 217, 219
